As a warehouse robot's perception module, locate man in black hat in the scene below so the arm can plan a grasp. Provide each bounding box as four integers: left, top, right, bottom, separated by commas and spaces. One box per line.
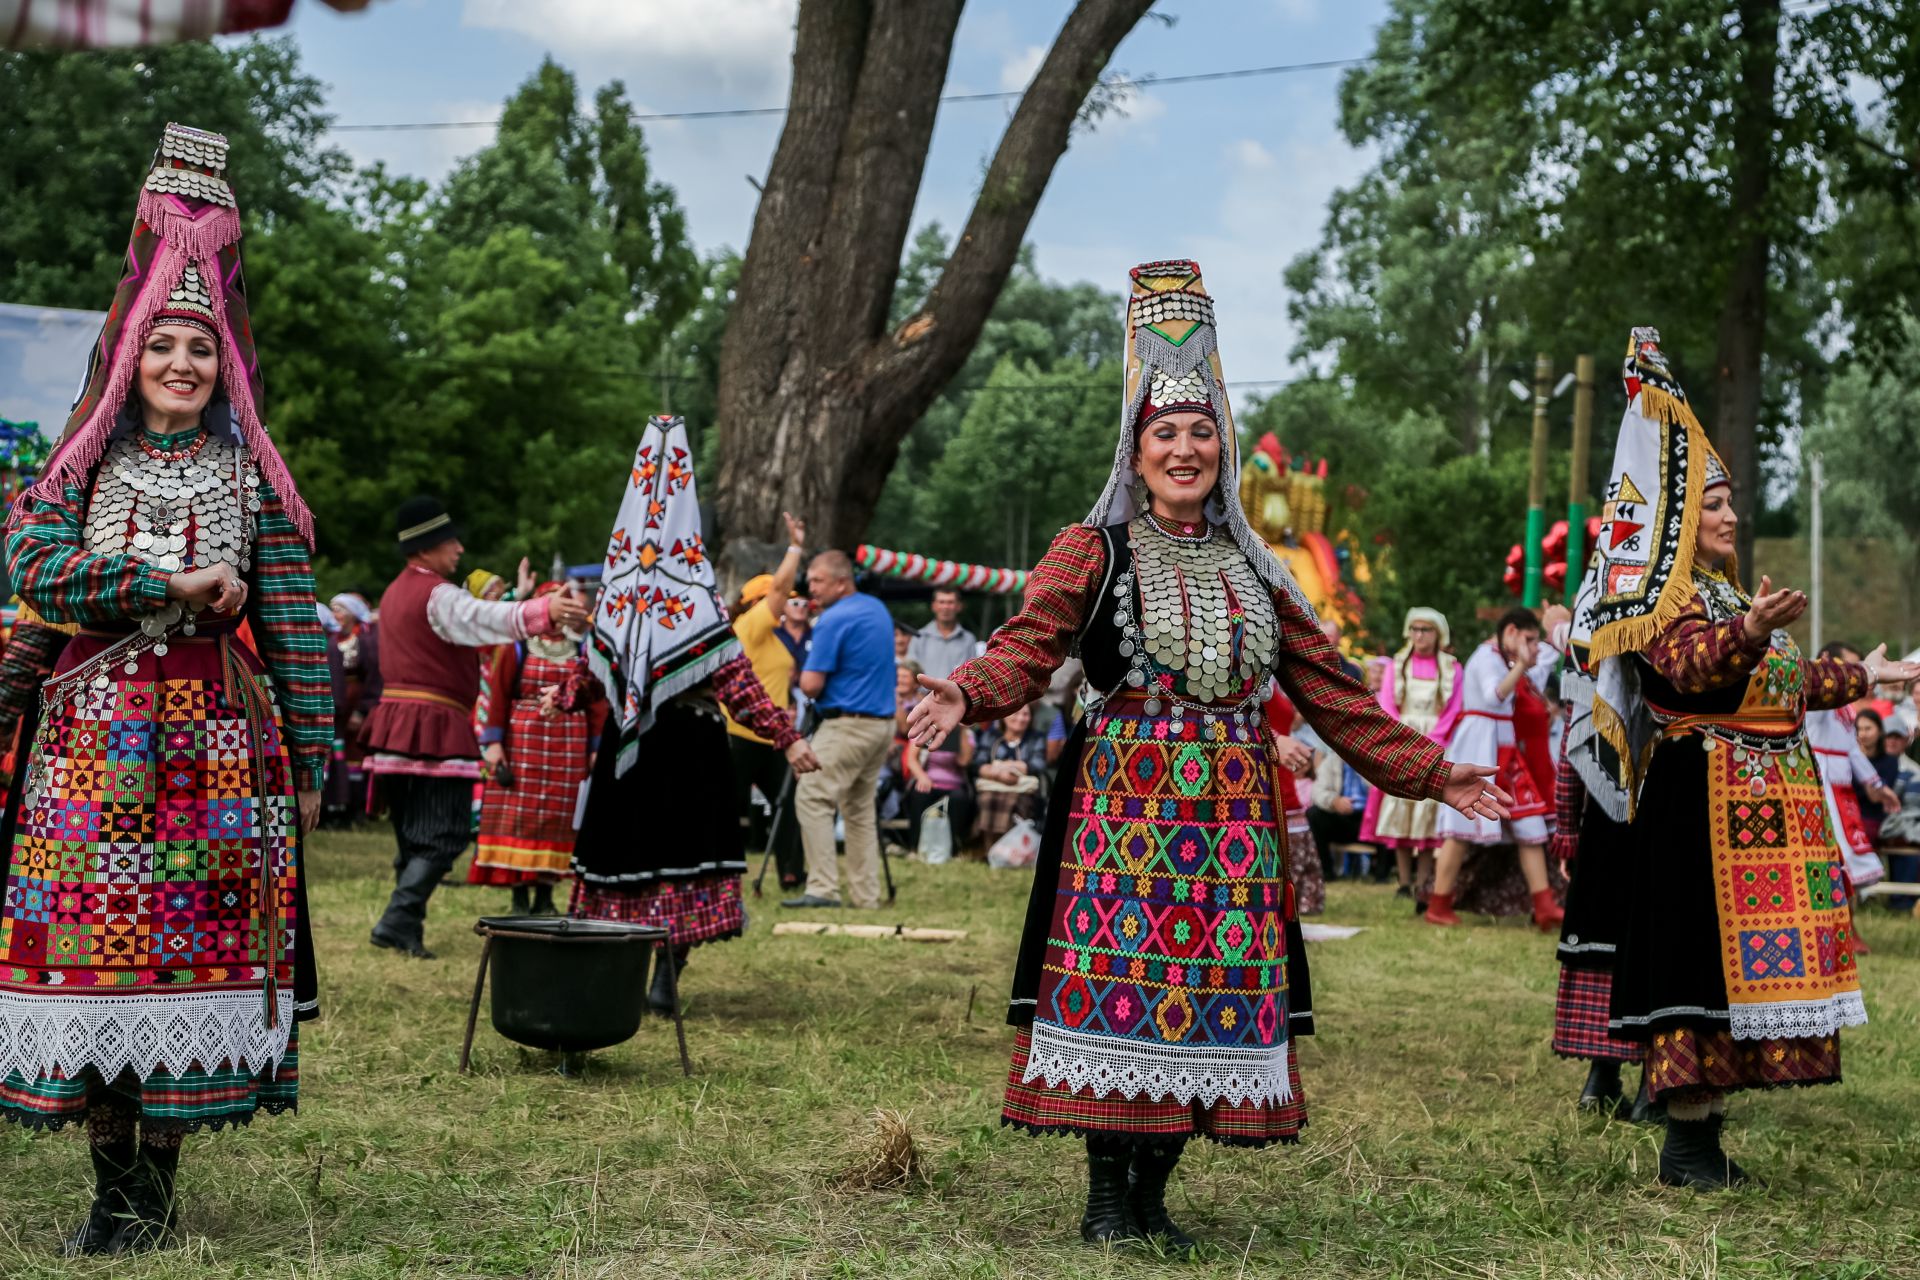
361, 497, 592, 957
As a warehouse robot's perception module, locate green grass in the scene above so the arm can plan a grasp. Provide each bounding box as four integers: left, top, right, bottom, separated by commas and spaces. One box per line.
1, 828, 1916, 1278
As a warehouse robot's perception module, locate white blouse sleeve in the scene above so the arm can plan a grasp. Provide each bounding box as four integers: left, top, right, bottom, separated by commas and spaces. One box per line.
426, 583, 550, 648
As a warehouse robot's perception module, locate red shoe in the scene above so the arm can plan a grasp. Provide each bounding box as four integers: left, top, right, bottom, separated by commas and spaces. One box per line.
1532, 889, 1565, 933
1424, 892, 1460, 926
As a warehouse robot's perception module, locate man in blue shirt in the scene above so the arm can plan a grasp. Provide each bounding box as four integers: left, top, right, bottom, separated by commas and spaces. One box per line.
786, 550, 899, 909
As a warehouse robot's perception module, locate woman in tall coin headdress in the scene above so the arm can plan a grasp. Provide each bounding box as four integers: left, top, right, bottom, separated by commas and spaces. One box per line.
0, 125, 331, 1253
1566, 327, 1920, 1187
908, 261, 1510, 1250
567, 416, 819, 1013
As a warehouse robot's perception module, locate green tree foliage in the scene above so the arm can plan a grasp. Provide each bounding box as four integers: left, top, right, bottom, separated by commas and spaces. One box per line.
867, 228, 1122, 566
1, 45, 699, 595
1267, 0, 1920, 629
0, 39, 344, 308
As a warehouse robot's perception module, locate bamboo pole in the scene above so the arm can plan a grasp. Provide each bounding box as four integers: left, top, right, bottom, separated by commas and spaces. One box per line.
1566, 354, 1595, 607
1524, 353, 1553, 608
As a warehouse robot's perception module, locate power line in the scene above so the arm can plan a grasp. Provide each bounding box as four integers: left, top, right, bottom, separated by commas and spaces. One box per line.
327, 56, 1370, 133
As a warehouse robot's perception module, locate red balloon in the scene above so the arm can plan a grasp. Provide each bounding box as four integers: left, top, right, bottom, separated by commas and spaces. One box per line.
1544, 561, 1568, 591
1505, 542, 1526, 569
1586, 516, 1602, 545
1542, 519, 1569, 561
1503, 565, 1524, 597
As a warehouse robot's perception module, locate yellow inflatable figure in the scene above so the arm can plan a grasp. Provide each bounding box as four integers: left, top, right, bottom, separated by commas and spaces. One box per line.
1238, 433, 1368, 636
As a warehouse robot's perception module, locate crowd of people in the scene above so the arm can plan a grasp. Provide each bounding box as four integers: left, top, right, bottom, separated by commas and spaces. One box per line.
0, 127, 1916, 1261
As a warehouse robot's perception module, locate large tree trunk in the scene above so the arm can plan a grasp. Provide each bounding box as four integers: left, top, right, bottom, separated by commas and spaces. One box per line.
1712, 0, 1779, 575
714, 0, 1157, 565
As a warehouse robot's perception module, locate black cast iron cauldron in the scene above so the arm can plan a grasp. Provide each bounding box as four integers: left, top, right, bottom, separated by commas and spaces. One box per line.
457, 916, 690, 1076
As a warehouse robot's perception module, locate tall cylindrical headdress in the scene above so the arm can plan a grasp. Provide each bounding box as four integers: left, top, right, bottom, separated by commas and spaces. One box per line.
1086, 259, 1310, 614
20, 123, 313, 545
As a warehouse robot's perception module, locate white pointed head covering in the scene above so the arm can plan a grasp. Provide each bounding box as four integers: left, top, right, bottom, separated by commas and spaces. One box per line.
1562, 326, 1733, 820
587, 415, 739, 777
1086, 259, 1311, 615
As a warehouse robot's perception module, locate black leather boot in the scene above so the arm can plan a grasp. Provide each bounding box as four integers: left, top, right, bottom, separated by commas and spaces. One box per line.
1081, 1140, 1138, 1245
1577, 1060, 1625, 1116
530, 883, 558, 916
1127, 1142, 1197, 1253
510, 884, 532, 914
106, 1143, 179, 1253
1657, 1116, 1739, 1190
64, 1136, 137, 1257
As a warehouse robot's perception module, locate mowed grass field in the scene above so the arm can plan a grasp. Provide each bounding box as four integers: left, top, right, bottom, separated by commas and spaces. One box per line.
0, 827, 1916, 1279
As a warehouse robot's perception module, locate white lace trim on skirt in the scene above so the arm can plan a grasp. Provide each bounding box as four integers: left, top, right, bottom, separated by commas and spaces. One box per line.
0, 988, 294, 1084
1727, 991, 1868, 1042
1021, 1020, 1292, 1107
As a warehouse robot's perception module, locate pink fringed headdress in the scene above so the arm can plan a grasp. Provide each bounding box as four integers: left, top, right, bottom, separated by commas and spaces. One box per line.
21, 123, 314, 546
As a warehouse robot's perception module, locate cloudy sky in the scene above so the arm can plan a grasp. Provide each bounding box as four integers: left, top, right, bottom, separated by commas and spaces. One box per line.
285, 0, 1389, 383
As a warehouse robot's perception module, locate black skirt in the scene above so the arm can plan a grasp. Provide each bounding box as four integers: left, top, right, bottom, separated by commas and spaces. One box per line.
1556, 794, 1631, 973
572, 698, 743, 885
1606, 738, 1730, 1041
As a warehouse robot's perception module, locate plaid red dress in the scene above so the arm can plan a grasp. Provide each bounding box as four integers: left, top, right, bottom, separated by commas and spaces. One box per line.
471, 646, 602, 885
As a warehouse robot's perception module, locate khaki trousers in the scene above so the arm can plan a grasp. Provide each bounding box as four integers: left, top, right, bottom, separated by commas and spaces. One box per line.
795, 716, 894, 908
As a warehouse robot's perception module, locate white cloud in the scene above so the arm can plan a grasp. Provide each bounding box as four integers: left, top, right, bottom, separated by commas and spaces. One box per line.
1000, 44, 1045, 92
1271, 0, 1320, 22
462, 0, 796, 93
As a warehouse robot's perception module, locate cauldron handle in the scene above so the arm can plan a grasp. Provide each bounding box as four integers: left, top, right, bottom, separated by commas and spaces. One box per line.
458, 933, 496, 1075
659, 940, 692, 1078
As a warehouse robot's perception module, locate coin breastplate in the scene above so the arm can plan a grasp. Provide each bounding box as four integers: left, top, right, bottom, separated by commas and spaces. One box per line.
82, 432, 259, 577
1109, 515, 1278, 713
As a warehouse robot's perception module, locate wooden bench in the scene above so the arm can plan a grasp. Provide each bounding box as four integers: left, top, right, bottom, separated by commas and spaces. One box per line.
1862, 845, 1920, 918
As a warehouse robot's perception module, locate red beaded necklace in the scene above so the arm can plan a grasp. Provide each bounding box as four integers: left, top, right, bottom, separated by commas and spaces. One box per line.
136, 429, 210, 464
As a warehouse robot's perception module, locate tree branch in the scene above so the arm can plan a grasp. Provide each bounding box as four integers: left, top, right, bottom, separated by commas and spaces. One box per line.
809, 0, 967, 349
866, 0, 1158, 424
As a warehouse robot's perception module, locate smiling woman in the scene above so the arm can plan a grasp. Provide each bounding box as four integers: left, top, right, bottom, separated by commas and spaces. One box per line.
0, 125, 331, 1256
905, 259, 1509, 1253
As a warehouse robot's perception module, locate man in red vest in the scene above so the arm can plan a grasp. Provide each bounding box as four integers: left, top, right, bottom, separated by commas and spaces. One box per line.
362, 496, 591, 958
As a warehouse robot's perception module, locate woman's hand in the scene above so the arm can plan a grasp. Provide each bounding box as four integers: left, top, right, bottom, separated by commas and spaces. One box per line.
1742, 576, 1806, 644
1861, 643, 1920, 690
784, 738, 821, 774
297, 788, 321, 834
906, 675, 966, 747
1441, 764, 1513, 823
483, 743, 507, 771
782, 511, 807, 549
166, 564, 247, 614
1270, 734, 1312, 776
913, 773, 934, 794
516, 556, 537, 599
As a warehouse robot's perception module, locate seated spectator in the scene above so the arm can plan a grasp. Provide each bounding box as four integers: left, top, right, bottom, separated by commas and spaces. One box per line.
878, 660, 923, 827
904, 721, 974, 854
1879, 710, 1920, 909
1306, 745, 1373, 879
973, 703, 1049, 845
1855, 709, 1901, 845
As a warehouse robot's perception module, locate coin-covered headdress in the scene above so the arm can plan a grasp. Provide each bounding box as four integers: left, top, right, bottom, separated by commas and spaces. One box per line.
19, 123, 313, 546
1086, 259, 1310, 614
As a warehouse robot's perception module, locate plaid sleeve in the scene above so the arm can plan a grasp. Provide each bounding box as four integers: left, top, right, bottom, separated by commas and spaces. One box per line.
1643, 592, 1770, 694
0, 621, 67, 743
479, 645, 517, 746
5, 487, 173, 624
951, 525, 1105, 724
1270, 589, 1450, 801
248, 485, 332, 792
1804, 657, 1871, 713
712, 652, 799, 750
